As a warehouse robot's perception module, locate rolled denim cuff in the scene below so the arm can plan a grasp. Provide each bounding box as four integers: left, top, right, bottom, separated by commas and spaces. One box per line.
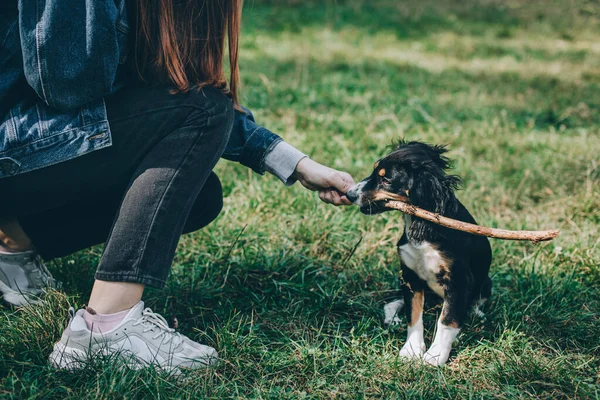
239, 126, 283, 174
94, 271, 167, 289
264, 141, 308, 186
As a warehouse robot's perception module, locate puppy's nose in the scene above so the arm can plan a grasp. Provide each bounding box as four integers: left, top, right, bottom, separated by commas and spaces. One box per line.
346, 187, 358, 203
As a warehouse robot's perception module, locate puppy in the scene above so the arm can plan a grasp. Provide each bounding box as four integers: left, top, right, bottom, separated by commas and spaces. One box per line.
347, 140, 492, 366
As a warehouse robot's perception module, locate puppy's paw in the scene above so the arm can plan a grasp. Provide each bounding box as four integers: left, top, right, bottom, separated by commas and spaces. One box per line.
473, 299, 487, 320
383, 299, 404, 326
399, 341, 426, 360
422, 345, 451, 367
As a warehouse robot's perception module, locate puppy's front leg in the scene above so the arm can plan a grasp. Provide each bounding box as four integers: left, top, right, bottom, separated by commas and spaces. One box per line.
399, 268, 426, 359
423, 286, 468, 366
400, 290, 425, 359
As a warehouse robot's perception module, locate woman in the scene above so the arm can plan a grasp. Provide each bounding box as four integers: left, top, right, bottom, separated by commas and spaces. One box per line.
0, 0, 354, 369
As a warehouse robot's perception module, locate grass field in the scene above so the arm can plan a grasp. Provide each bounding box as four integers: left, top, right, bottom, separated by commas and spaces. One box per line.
2, 0, 600, 398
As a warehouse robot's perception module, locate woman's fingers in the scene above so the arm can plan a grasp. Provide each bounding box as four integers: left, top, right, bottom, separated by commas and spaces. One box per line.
339, 194, 353, 206
328, 171, 355, 194
318, 189, 352, 206
294, 158, 355, 194
318, 191, 331, 203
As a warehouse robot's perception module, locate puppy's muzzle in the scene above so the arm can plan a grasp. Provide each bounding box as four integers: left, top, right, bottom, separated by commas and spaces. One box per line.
347, 182, 409, 207
346, 181, 365, 204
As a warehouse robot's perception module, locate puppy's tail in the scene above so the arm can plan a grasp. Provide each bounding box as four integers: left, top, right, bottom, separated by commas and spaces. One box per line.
383, 299, 405, 326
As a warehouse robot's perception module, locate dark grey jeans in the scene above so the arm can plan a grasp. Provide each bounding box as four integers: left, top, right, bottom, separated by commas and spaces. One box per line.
0, 84, 234, 288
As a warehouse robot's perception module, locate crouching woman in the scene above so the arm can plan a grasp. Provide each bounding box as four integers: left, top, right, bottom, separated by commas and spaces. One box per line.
0, 0, 353, 370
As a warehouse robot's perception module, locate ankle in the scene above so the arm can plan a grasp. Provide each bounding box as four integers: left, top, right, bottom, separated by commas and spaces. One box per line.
0, 220, 33, 251
87, 280, 145, 314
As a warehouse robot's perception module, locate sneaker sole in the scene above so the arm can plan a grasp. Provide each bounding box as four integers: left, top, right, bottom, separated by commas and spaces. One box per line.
48, 342, 89, 370
0, 280, 40, 307
49, 341, 188, 372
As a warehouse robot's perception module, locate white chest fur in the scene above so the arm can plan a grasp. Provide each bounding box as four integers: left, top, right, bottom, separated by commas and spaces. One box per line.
398, 241, 446, 298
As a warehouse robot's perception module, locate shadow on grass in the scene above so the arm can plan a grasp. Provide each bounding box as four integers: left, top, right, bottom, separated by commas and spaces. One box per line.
3, 215, 599, 398
135, 244, 600, 354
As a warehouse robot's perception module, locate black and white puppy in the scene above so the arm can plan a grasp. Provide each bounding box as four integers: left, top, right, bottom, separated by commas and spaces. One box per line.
346, 141, 492, 366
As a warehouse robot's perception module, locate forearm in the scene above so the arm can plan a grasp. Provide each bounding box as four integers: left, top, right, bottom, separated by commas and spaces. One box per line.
223, 106, 353, 204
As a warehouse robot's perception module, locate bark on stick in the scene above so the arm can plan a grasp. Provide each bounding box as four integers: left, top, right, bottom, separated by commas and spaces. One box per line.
384, 200, 559, 243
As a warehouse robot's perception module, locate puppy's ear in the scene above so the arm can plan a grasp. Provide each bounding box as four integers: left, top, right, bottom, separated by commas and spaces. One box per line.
444, 174, 462, 190
425, 144, 453, 171
412, 171, 460, 214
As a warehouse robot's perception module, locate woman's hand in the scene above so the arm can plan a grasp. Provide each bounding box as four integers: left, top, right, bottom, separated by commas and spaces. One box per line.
292, 158, 355, 206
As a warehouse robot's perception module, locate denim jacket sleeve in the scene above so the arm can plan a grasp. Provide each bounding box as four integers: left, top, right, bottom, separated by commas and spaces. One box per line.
18, 0, 123, 111
222, 106, 283, 174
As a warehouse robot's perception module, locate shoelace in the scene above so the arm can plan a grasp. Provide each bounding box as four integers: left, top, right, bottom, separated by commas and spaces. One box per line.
24, 255, 55, 288
132, 308, 183, 347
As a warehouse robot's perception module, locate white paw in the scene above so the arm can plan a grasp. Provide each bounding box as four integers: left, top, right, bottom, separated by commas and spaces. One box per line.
383, 299, 404, 326
399, 341, 426, 360
474, 307, 486, 319
422, 345, 450, 366
474, 299, 487, 319
422, 322, 460, 366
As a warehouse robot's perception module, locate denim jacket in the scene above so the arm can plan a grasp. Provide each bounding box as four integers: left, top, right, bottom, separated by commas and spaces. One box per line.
0, 0, 283, 179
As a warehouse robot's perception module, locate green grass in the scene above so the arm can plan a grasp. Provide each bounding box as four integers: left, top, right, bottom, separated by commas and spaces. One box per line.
2, 0, 600, 398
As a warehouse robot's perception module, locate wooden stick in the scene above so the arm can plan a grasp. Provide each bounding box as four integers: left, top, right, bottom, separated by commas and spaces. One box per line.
384, 200, 559, 243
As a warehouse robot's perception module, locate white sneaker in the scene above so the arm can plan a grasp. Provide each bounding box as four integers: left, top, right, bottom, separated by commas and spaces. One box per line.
0, 249, 55, 307
49, 301, 219, 371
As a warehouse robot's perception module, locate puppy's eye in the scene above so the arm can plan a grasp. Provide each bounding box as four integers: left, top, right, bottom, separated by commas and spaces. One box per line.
380, 176, 391, 184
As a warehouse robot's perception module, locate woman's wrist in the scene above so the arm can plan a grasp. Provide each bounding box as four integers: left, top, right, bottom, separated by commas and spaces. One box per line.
264, 141, 308, 186
291, 157, 309, 182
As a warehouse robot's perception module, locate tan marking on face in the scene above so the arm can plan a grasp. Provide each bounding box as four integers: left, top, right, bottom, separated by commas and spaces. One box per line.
378, 168, 386, 177
408, 291, 424, 327
372, 190, 409, 202
373, 161, 380, 170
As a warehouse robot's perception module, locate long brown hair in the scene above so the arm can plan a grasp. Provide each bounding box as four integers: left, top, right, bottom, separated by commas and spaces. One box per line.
135, 0, 242, 105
